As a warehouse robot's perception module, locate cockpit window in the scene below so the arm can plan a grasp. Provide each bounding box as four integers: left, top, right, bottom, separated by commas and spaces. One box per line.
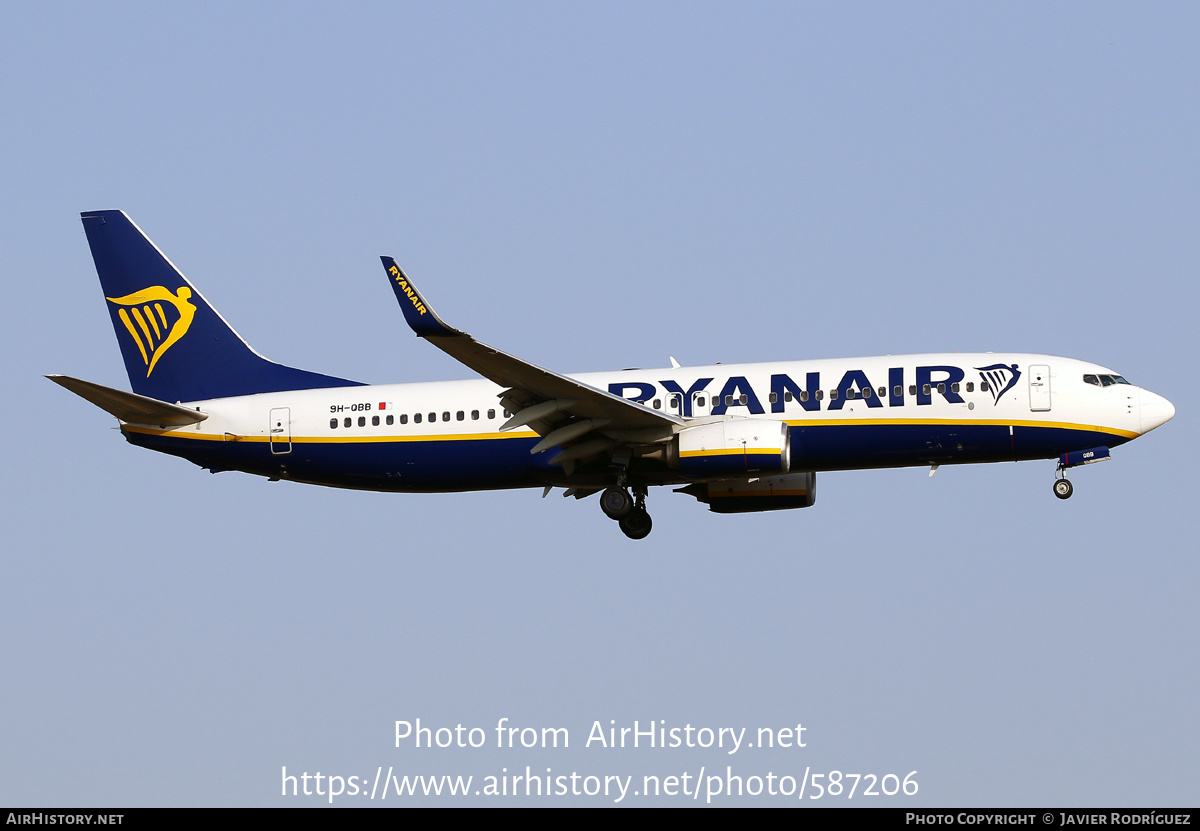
1085, 373, 1132, 387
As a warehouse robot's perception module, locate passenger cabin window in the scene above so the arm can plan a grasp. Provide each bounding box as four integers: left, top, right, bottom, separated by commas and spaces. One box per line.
456, 411, 464, 421
330, 418, 338, 429
471, 410, 479, 420
428, 412, 435, 422
653, 399, 661, 409
358, 416, 366, 427
344, 417, 351, 428
399, 414, 407, 424
696, 396, 706, 407
951, 382, 960, 393
815, 390, 823, 401
966, 382, 974, 392
387, 415, 394, 425
442, 412, 450, 421
909, 385, 917, 396
784, 391, 793, 402
799, 391, 808, 402
830, 389, 839, 400
414, 413, 422, 424
922, 384, 931, 396
372, 415, 380, 426
894, 385, 903, 397
980, 382, 990, 392
488, 409, 496, 419
877, 386, 886, 398
769, 392, 778, 404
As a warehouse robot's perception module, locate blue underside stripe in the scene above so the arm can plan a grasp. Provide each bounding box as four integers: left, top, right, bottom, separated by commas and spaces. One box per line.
123, 422, 1130, 491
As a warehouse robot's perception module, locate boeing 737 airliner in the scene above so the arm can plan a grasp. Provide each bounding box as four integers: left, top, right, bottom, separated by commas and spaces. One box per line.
51, 211, 1175, 539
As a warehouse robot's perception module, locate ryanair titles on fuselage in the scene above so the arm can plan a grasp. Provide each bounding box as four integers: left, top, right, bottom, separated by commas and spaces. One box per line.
607, 362, 1020, 417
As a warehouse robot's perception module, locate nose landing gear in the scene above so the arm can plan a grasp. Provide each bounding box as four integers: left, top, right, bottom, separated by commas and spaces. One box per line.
1053, 460, 1074, 500
600, 483, 653, 539
1052, 446, 1111, 500
1053, 476, 1074, 500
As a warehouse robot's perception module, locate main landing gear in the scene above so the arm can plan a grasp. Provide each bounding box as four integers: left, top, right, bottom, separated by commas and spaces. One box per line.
600, 483, 653, 540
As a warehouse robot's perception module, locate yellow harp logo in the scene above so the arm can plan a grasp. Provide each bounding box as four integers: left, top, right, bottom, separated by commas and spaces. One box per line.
106, 286, 197, 377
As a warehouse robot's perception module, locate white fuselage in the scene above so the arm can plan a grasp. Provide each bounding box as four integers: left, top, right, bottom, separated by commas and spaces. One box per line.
120, 353, 1171, 492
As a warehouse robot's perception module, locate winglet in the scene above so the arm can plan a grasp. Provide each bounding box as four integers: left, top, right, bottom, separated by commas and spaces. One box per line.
380, 257, 458, 337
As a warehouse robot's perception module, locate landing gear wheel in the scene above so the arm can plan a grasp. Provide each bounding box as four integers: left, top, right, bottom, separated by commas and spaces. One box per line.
1053, 478, 1073, 500
619, 507, 653, 540
600, 486, 634, 519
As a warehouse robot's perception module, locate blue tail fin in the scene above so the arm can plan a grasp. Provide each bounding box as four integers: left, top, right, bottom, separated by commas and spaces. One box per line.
81, 211, 362, 402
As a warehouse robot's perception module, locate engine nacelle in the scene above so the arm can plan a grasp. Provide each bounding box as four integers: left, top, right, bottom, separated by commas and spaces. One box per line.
679, 472, 817, 514
668, 419, 791, 477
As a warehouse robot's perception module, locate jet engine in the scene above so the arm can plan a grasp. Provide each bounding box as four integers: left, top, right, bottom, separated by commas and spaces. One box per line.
666, 419, 791, 477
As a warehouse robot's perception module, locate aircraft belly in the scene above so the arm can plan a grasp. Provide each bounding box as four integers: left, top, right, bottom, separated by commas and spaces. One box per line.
789, 422, 1127, 471
124, 430, 549, 492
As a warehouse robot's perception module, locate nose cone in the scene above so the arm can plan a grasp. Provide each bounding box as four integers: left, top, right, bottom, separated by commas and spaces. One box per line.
1139, 389, 1176, 434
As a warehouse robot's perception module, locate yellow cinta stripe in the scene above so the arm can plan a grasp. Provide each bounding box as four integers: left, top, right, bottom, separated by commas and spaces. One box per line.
783, 416, 1138, 440
680, 448, 772, 457
155, 303, 168, 330
122, 426, 540, 443
144, 304, 161, 338
117, 308, 148, 365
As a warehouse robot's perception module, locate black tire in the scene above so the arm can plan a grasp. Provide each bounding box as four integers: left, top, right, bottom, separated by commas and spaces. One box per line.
1053, 478, 1073, 500
619, 507, 653, 540
600, 486, 633, 519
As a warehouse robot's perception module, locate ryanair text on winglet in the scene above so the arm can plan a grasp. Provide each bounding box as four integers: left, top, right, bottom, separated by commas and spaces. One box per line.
389, 265, 428, 315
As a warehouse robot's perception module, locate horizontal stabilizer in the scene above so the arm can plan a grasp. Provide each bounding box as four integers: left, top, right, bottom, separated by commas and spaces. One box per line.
46, 375, 209, 427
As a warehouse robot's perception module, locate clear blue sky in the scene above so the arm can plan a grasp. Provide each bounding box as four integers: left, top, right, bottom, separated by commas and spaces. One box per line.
2, 2, 1196, 806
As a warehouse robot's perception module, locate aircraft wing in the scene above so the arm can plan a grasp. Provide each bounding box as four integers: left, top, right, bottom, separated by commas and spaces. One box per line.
380, 258, 682, 460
